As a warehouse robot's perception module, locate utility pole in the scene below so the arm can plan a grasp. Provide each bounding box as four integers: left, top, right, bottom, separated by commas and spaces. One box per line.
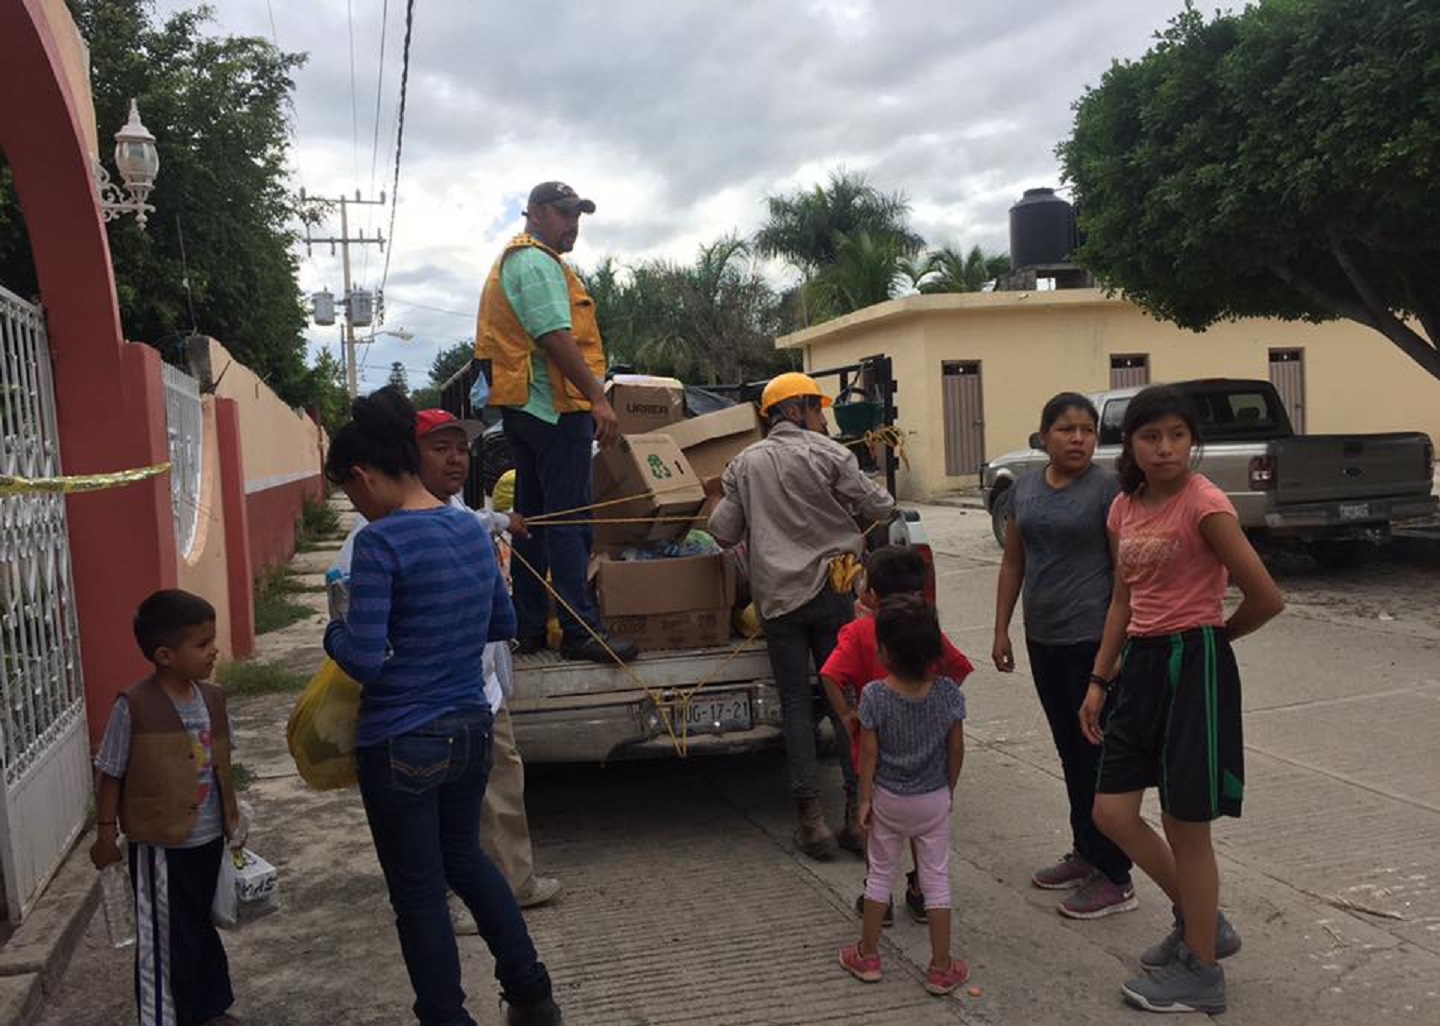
301, 189, 387, 396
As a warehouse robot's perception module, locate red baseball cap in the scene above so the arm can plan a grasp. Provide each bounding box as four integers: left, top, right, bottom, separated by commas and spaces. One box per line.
415, 409, 485, 444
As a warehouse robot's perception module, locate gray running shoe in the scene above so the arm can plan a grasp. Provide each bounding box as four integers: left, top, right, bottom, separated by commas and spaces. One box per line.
1122, 943, 1226, 1014
1141, 908, 1242, 970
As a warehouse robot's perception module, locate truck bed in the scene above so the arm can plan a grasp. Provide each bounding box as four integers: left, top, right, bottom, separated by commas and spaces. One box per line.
508, 642, 781, 763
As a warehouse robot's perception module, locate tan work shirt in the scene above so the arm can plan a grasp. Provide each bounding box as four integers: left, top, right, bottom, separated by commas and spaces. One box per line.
709, 420, 896, 620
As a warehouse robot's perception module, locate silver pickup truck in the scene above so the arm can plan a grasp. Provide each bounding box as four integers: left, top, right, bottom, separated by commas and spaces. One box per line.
979, 379, 1437, 567
509, 513, 932, 763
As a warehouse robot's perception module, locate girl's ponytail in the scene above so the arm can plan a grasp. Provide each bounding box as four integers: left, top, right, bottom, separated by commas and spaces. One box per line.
875, 594, 943, 681
325, 385, 422, 484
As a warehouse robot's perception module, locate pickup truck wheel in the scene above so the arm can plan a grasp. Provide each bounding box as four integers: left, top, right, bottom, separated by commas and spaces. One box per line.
1307, 539, 1368, 570
989, 486, 1012, 548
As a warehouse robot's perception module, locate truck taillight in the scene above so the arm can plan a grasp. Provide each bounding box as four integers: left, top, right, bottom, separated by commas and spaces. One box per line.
915, 544, 937, 607
1248, 455, 1275, 491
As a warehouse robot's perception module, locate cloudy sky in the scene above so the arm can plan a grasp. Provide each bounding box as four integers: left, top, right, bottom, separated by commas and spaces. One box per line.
156, 0, 1175, 389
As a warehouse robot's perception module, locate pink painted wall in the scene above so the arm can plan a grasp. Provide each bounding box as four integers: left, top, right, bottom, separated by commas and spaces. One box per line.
1, 0, 177, 746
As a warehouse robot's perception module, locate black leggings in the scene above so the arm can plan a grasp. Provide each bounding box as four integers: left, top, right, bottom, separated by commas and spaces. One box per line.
1027, 639, 1133, 885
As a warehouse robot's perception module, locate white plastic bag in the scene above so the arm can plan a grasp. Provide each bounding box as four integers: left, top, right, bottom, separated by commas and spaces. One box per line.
212, 847, 240, 928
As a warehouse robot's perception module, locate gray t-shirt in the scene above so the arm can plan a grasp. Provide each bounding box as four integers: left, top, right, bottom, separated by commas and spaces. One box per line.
1010, 464, 1118, 645
858, 678, 967, 796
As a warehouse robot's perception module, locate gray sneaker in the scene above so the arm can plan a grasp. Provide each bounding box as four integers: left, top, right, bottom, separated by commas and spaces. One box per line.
1122, 943, 1226, 1014
1141, 908, 1242, 970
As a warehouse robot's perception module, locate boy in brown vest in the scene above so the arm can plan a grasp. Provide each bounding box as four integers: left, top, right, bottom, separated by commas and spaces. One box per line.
90, 590, 240, 1026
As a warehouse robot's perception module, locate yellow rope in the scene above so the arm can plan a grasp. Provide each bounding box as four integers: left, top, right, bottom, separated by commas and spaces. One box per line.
524, 491, 660, 524
843, 426, 910, 470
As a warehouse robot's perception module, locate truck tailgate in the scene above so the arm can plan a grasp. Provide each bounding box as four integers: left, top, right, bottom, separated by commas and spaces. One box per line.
1273, 433, 1434, 505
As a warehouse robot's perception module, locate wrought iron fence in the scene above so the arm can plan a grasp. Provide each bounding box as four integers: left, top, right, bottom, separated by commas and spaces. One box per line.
161, 362, 203, 557
0, 285, 86, 785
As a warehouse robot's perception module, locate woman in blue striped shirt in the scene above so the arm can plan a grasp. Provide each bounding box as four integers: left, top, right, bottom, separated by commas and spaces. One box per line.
323, 386, 559, 1026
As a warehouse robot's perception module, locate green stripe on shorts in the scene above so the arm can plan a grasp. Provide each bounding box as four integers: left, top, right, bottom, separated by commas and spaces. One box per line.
1202, 626, 1219, 817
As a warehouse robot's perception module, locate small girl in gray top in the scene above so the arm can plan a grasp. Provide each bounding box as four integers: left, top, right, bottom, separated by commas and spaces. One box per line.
840, 595, 969, 997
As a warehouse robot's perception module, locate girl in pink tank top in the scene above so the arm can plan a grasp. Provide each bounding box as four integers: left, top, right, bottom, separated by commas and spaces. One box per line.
1078, 386, 1285, 1015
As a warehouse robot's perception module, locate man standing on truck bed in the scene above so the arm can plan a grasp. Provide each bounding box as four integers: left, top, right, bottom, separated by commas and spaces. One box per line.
476, 181, 638, 664
709, 372, 898, 859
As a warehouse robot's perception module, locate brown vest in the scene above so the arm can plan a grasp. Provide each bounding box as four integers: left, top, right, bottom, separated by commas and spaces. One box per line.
119, 678, 238, 846
475, 233, 607, 412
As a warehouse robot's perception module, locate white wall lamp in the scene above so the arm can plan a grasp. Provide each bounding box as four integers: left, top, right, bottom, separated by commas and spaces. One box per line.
94, 99, 160, 229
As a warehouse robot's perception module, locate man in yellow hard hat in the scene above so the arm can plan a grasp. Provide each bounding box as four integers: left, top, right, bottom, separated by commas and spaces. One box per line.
708, 372, 897, 860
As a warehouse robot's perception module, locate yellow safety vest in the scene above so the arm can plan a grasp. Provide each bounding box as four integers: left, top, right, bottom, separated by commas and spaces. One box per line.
475, 234, 606, 413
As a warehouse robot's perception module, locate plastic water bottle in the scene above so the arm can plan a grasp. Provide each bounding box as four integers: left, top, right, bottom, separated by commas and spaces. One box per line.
100, 861, 135, 948
326, 567, 349, 621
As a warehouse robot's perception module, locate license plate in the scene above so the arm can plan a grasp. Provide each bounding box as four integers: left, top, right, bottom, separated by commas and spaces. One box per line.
1339, 502, 1371, 521
668, 693, 752, 735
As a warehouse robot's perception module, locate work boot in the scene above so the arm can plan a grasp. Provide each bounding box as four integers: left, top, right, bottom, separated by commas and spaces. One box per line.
560, 635, 640, 664
836, 793, 864, 853
794, 796, 838, 860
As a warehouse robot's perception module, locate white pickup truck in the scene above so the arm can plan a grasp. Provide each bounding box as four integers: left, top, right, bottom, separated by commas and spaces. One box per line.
507, 512, 933, 763
980, 378, 1437, 566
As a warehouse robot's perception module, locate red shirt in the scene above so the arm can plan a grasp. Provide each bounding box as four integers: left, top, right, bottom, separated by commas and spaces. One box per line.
821, 615, 973, 766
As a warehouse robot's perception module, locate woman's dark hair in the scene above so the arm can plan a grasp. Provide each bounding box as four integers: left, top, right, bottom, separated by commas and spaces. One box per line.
1040, 391, 1099, 433
1114, 385, 1202, 494
324, 385, 421, 485
875, 593, 943, 682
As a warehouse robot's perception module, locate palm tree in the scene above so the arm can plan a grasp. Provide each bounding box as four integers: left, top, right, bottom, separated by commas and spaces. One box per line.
755, 168, 925, 274
806, 231, 910, 318
922, 245, 1011, 293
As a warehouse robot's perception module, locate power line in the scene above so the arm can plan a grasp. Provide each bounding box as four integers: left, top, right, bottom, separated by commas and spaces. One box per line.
379, 0, 416, 299
346, 0, 360, 184
387, 298, 474, 320
369, 0, 391, 196
265, 0, 279, 45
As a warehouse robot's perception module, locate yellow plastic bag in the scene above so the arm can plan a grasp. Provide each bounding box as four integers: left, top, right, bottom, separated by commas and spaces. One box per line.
286, 658, 362, 790
732, 603, 764, 639
492, 469, 516, 513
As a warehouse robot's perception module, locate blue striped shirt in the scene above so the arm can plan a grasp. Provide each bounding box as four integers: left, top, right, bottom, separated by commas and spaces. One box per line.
323, 505, 516, 746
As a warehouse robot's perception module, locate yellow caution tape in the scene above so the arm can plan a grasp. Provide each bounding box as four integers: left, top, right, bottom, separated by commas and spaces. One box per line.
0, 462, 170, 497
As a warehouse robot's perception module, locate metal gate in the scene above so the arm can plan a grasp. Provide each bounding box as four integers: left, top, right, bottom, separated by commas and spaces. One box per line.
1110, 353, 1151, 389
0, 284, 91, 923
1269, 348, 1306, 433
941, 361, 985, 477
162, 363, 204, 558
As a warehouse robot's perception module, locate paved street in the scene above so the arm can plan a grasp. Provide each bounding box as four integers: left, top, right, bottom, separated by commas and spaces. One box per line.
36, 504, 1440, 1025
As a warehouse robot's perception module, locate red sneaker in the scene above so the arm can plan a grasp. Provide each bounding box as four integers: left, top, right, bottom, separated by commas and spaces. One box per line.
925, 958, 970, 996
839, 943, 882, 983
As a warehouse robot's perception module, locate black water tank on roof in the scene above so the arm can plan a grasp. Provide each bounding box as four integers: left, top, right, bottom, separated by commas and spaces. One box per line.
1009, 187, 1076, 269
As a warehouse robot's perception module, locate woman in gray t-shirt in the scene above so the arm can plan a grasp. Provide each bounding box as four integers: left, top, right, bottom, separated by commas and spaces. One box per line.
992, 392, 1136, 920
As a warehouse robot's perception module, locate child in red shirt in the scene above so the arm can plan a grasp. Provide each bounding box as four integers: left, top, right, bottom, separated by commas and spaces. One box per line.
821, 545, 973, 922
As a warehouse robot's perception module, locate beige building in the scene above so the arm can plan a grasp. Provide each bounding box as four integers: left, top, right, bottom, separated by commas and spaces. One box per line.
778, 288, 1440, 501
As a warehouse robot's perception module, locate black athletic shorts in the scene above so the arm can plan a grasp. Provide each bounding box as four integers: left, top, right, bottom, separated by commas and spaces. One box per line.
1096, 626, 1244, 822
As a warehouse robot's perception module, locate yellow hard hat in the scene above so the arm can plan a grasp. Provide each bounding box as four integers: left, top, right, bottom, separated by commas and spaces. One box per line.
759, 372, 834, 415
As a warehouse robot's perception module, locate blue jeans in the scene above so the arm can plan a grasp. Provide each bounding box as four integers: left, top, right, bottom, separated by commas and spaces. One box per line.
356, 706, 551, 1026
503, 408, 603, 644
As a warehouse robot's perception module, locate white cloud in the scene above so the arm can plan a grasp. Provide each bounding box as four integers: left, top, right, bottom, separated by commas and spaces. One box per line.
158, 0, 1174, 387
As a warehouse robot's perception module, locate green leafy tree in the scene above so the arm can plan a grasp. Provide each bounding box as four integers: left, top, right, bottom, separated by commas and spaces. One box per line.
584, 238, 792, 384
0, 2, 313, 401
429, 341, 474, 390
1059, 0, 1440, 379
756, 168, 924, 275
805, 231, 911, 318
386, 361, 409, 395
308, 346, 350, 437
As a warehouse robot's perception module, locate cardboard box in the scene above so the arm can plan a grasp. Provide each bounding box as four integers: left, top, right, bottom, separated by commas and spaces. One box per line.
605, 375, 685, 435
591, 434, 705, 548
596, 553, 737, 650
663, 403, 762, 489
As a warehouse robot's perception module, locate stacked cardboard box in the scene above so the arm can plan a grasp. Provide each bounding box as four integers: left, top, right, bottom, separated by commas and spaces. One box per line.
596, 552, 737, 650
604, 375, 685, 434
586, 402, 763, 651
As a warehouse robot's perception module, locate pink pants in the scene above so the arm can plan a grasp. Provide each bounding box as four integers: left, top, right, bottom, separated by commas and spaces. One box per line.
865, 785, 952, 909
